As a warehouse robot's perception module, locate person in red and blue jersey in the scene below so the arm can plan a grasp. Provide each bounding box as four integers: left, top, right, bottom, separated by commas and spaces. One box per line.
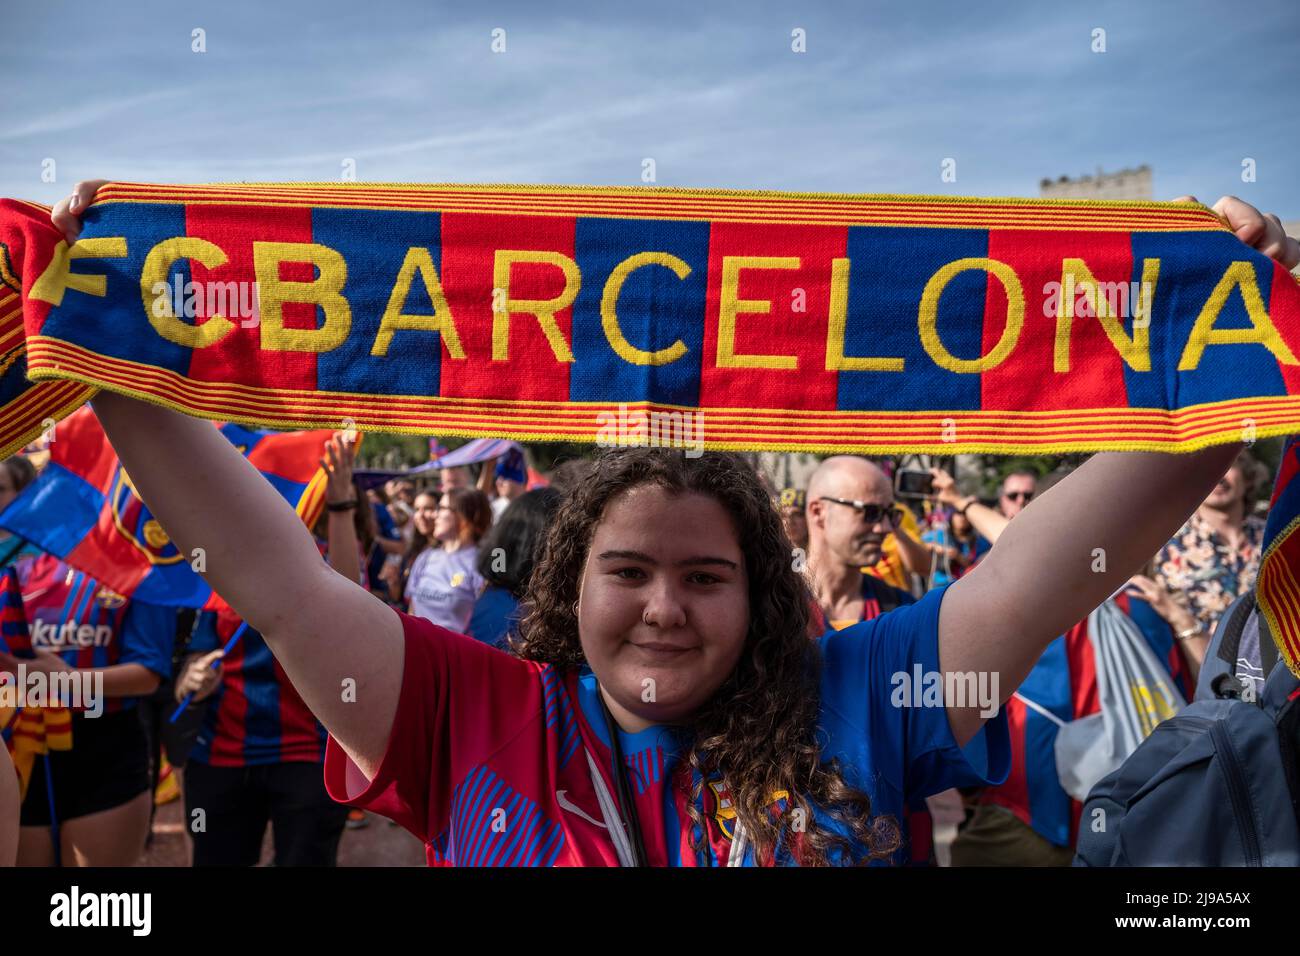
0, 552, 175, 866
176, 432, 362, 865
931, 468, 1189, 865
330, 450, 1003, 865
56, 181, 1294, 866
182, 608, 352, 864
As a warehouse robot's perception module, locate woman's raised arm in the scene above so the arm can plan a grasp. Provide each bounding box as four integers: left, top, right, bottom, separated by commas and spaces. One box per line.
939, 194, 1298, 748
56, 180, 402, 777
92, 393, 403, 778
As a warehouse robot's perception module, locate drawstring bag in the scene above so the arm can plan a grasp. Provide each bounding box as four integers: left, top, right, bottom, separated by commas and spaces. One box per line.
1051, 599, 1185, 802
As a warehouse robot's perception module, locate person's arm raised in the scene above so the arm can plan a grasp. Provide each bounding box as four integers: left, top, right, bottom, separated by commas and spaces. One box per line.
939, 194, 1300, 748
929, 467, 1009, 544
889, 518, 932, 577
91, 392, 402, 779
53, 180, 402, 777
477, 459, 497, 495
321, 432, 363, 587
940, 443, 1240, 746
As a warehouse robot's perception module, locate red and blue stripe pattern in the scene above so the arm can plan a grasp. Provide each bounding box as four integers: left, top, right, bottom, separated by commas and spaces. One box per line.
539, 664, 582, 770
445, 765, 566, 867
0, 566, 30, 660
1257, 436, 1300, 677
1, 184, 1298, 456
0, 406, 331, 607
186, 607, 328, 767
0, 565, 73, 797
11, 553, 175, 714
624, 744, 666, 795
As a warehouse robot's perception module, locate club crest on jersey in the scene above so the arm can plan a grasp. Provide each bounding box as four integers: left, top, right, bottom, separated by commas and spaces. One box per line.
708, 783, 793, 840
708, 780, 737, 838
110, 465, 184, 565
95, 586, 127, 609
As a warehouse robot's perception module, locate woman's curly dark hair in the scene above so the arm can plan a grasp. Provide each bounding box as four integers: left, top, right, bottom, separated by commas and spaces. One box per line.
513, 447, 901, 866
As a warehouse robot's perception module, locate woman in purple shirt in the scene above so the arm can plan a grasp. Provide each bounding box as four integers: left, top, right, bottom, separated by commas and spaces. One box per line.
393, 488, 491, 633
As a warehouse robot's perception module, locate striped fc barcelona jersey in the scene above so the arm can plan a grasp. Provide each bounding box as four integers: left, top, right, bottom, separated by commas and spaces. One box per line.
13, 553, 174, 714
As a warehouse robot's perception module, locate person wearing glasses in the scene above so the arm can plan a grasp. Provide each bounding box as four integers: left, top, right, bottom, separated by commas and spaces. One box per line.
805, 457, 917, 631
865, 487, 931, 594
804, 457, 951, 864
389, 489, 492, 633
998, 472, 1038, 519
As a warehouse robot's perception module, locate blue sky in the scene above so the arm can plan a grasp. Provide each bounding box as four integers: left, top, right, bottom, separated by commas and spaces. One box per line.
3, 0, 1297, 215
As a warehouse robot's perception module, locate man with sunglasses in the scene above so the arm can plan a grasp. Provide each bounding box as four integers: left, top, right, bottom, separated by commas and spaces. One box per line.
805, 457, 939, 864
999, 472, 1038, 519
806, 457, 917, 630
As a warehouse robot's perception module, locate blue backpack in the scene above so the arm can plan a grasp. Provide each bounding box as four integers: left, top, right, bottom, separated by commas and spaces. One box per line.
1074, 592, 1300, 866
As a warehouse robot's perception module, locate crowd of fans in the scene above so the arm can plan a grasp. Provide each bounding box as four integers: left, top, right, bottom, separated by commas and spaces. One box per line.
0, 434, 1270, 866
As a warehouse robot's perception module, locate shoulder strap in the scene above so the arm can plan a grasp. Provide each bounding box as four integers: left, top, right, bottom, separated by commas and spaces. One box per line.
1216, 591, 1257, 669
583, 748, 636, 867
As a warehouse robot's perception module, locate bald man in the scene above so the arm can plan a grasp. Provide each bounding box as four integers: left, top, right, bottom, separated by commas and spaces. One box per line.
806, 456, 917, 629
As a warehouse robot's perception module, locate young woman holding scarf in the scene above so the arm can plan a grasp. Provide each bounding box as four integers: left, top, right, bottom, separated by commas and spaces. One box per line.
50, 183, 1300, 864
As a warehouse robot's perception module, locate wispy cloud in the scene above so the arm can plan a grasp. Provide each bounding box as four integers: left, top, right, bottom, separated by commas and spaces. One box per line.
1, 88, 196, 140
1, 0, 1296, 215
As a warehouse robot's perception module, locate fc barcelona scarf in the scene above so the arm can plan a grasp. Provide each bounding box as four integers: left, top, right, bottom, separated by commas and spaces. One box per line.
4, 182, 1300, 679
0, 183, 1299, 459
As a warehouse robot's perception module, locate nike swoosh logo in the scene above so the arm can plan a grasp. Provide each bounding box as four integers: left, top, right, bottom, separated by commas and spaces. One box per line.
555, 790, 605, 828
